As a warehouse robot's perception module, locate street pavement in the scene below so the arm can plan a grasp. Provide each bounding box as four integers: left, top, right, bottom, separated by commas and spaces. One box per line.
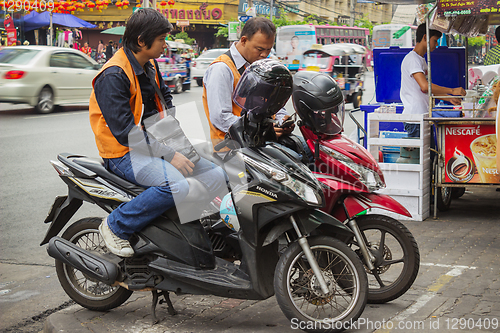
43, 187, 500, 333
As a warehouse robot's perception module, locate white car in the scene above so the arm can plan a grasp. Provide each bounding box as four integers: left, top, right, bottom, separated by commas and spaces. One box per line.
0, 46, 101, 113
191, 48, 228, 87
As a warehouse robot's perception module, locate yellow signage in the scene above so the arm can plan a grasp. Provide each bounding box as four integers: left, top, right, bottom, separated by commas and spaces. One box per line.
158, 3, 223, 23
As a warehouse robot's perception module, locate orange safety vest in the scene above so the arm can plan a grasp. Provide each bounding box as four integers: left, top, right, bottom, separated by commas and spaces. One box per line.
89, 48, 163, 159
202, 54, 243, 149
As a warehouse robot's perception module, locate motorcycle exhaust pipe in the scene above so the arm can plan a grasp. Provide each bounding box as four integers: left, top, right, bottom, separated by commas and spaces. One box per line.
47, 237, 119, 285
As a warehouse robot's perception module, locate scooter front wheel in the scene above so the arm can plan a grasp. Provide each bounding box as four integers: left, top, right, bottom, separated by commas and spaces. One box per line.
55, 217, 132, 311
350, 214, 420, 303
274, 236, 368, 333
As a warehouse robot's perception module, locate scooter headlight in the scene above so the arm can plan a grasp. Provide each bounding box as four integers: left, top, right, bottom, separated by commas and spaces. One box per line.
281, 176, 321, 205
240, 153, 322, 205
319, 145, 385, 192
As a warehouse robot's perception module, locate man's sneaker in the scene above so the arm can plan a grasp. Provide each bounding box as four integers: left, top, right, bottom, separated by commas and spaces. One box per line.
98, 218, 134, 257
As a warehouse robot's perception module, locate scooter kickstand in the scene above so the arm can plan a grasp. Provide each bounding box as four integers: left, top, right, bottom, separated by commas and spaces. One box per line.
159, 291, 177, 316
151, 290, 177, 324
151, 290, 160, 325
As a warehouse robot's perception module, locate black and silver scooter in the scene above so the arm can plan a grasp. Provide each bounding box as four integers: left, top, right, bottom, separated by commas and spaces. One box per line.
41, 67, 368, 333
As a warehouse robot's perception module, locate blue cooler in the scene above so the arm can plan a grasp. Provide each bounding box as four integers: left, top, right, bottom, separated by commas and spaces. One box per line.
360, 46, 466, 147
380, 131, 407, 163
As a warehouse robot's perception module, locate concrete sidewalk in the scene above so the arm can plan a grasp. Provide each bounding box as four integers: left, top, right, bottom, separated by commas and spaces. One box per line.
44, 188, 500, 333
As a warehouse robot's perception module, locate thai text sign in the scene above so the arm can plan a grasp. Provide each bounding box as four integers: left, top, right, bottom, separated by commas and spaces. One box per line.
159, 3, 223, 23
437, 0, 500, 17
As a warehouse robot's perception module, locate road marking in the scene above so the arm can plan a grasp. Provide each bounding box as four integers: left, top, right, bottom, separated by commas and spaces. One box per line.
391, 293, 436, 322
421, 262, 477, 270
374, 264, 473, 333
24, 111, 86, 119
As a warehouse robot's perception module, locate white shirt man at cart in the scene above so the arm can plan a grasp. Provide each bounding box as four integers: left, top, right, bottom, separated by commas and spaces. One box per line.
400, 23, 465, 138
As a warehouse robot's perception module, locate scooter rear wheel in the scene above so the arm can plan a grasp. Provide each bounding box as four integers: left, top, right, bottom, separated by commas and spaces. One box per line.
350, 214, 420, 304
55, 217, 132, 311
274, 236, 368, 333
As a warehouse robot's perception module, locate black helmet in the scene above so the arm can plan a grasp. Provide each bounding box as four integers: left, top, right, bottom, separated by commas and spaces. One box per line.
292, 71, 345, 135
233, 59, 293, 122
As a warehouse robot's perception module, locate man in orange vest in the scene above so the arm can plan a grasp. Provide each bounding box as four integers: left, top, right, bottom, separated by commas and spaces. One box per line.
89, 9, 226, 257
203, 17, 294, 150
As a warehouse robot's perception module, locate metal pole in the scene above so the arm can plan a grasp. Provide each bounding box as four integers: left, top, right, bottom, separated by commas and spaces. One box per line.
270, 0, 273, 20
350, 0, 355, 26
49, 12, 53, 46
426, 11, 432, 116
143, 0, 149, 9
465, 37, 469, 86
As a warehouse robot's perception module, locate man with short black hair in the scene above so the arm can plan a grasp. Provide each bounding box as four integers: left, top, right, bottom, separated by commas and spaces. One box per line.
203, 17, 293, 149
484, 26, 500, 66
89, 8, 226, 257
400, 23, 465, 137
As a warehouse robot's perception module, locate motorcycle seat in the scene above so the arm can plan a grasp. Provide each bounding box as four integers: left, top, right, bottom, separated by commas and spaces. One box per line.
71, 156, 212, 204
71, 157, 146, 195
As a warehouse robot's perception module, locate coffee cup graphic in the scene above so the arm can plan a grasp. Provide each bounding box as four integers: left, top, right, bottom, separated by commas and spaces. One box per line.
446, 147, 474, 182
470, 134, 500, 183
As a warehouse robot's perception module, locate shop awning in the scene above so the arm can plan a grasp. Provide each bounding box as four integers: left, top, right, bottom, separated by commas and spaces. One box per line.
23, 12, 96, 31
101, 26, 126, 35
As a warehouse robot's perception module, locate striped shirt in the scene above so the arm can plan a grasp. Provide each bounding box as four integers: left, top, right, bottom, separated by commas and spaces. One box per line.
484, 45, 500, 66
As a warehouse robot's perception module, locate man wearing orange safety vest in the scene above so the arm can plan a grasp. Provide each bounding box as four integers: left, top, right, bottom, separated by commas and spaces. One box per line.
203, 17, 294, 150
89, 9, 226, 257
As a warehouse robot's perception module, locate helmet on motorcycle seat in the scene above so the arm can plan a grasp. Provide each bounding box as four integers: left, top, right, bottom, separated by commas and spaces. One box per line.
292, 71, 345, 135
232, 59, 293, 122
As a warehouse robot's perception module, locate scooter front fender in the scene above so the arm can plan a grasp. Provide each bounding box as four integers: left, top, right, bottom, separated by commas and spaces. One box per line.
332, 192, 412, 220
295, 209, 354, 237
263, 209, 354, 246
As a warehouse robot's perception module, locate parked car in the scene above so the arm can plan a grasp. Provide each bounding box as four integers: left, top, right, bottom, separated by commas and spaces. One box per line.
0, 46, 101, 114
191, 48, 228, 87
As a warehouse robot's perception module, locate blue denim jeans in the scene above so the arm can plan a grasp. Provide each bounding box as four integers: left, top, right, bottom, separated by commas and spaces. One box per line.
105, 152, 227, 240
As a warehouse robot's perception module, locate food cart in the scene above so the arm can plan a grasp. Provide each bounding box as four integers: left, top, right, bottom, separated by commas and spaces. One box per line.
423, 1, 500, 218
360, 0, 499, 219
300, 43, 366, 108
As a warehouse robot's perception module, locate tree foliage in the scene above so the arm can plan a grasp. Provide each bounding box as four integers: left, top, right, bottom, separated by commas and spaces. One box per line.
354, 14, 374, 34
214, 9, 338, 38
168, 31, 196, 45
214, 9, 377, 40
468, 36, 486, 48
215, 26, 229, 38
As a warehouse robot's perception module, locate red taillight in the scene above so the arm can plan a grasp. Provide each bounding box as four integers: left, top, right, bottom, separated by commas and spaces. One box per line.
4, 70, 26, 79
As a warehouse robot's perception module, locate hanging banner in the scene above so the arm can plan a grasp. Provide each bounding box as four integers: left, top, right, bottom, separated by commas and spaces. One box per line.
3, 14, 17, 46
443, 124, 500, 184
437, 0, 500, 17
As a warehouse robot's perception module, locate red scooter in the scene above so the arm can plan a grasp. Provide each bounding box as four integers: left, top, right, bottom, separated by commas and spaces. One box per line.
295, 124, 419, 304
287, 70, 419, 303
